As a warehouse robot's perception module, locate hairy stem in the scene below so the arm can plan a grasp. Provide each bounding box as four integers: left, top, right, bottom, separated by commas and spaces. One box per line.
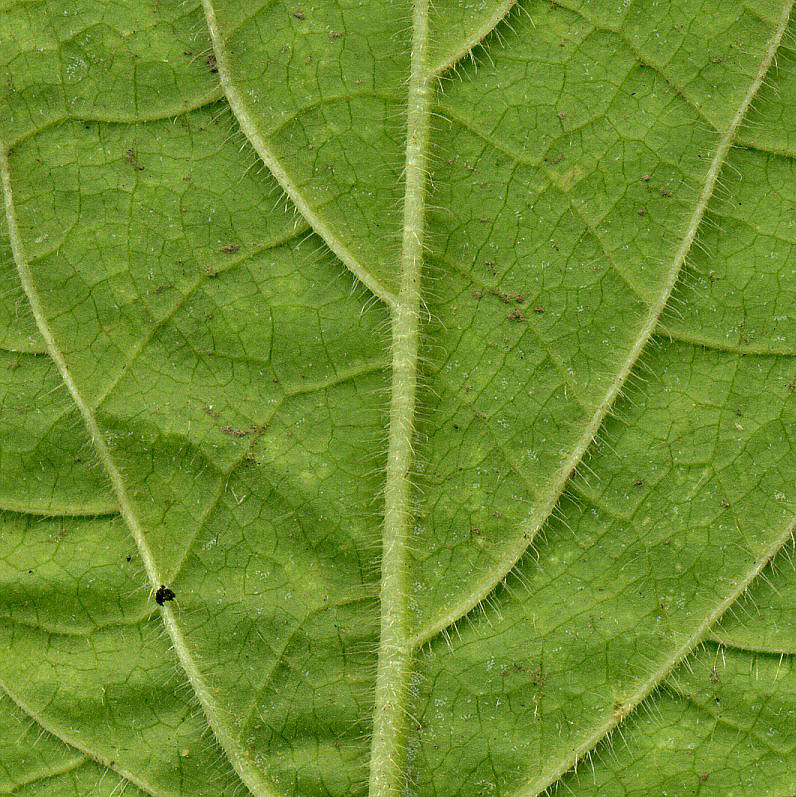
368, 0, 432, 793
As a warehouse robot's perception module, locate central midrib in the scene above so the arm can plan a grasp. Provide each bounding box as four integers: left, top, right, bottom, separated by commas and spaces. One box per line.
367, 0, 432, 792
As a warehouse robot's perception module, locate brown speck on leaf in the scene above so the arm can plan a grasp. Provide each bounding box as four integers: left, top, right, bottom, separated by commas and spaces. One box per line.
126, 148, 144, 170
293, 9, 305, 20
711, 55, 722, 64
641, 175, 650, 182
557, 111, 568, 120
203, 404, 220, 420
659, 186, 671, 197
720, 498, 730, 508
699, 773, 710, 784
533, 305, 545, 314
204, 265, 218, 278
206, 54, 218, 73
513, 294, 525, 304
507, 308, 527, 322
221, 244, 240, 254
221, 426, 251, 438
329, 31, 343, 40
471, 290, 483, 299
154, 283, 171, 295
637, 207, 646, 216
633, 479, 644, 487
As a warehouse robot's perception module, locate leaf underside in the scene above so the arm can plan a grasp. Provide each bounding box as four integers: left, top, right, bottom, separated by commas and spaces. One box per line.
1, 1, 796, 796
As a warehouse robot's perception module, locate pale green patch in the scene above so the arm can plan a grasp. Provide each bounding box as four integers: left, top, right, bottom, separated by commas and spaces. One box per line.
1, 1, 795, 795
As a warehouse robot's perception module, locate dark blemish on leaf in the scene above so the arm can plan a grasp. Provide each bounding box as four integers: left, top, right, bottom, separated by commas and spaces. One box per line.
125, 555, 132, 562
206, 54, 218, 73
514, 294, 525, 304
182, 50, 193, 57
221, 244, 240, 254
637, 207, 646, 216
221, 425, 251, 438
154, 283, 171, 295
544, 153, 565, 165
710, 665, 720, 683
293, 9, 305, 20
155, 585, 176, 605
711, 56, 722, 64
507, 308, 526, 322
452, 423, 460, 430
659, 187, 671, 197
204, 265, 218, 277
470, 527, 481, 536
557, 111, 568, 120
720, 498, 730, 508
329, 31, 343, 41
471, 290, 483, 299
479, 216, 490, 223
641, 175, 650, 182
126, 148, 145, 171
533, 306, 545, 314
633, 479, 644, 487
203, 404, 220, 419
699, 773, 710, 784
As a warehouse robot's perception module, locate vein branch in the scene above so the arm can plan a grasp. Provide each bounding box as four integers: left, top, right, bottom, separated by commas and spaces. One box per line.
200, 0, 398, 309
368, 1, 432, 794
410, 0, 795, 651
0, 145, 277, 797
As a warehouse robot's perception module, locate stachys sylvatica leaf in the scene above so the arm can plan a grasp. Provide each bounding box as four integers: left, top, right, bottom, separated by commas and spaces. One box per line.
1, 1, 796, 795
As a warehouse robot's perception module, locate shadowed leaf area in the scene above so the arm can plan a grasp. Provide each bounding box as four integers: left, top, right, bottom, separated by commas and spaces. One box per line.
1, 0, 796, 795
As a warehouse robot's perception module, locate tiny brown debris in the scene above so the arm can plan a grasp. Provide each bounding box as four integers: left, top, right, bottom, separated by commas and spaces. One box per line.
633, 478, 644, 487
329, 31, 343, 41
471, 290, 483, 300
221, 426, 251, 438
710, 55, 722, 64
641, 175, 650, 182
126, 148, 144, 171
293, 9, 305, 20
532, 305, 545, 314
699, 773, 710, 784
513, 294, 525, 304
204, 265, 218, 278
659, 186, 671, 197
507, 308, 527, 322
154, 283, 171, 295
720, 498, 730, 508
221, 243, 241, 254
637, 207, 646, 216
709, 665, 720, 683
203, 404, 220, 420
206, 54, 218, 73
479, 216, 490, 223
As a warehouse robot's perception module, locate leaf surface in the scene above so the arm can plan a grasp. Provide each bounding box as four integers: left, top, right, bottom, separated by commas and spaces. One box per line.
1, 1, 795, 795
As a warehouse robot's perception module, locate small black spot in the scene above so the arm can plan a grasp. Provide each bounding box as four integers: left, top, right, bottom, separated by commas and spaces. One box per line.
125, 555, 132, 562
155, 585, 176, 606
206, 54, 218, 73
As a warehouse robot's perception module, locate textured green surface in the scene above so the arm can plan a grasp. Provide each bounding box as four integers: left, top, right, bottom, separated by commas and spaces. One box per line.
1, 0, 795, 795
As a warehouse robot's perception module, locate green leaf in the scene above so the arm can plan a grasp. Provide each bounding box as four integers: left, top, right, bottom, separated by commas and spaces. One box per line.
1, 1, 795, 795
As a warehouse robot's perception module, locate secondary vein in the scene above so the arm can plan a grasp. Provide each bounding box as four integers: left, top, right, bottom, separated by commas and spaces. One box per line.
201, 0, 398, 310
368, 1, 432, 794
0, 144, 277, 797
410, 0, 796, 652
